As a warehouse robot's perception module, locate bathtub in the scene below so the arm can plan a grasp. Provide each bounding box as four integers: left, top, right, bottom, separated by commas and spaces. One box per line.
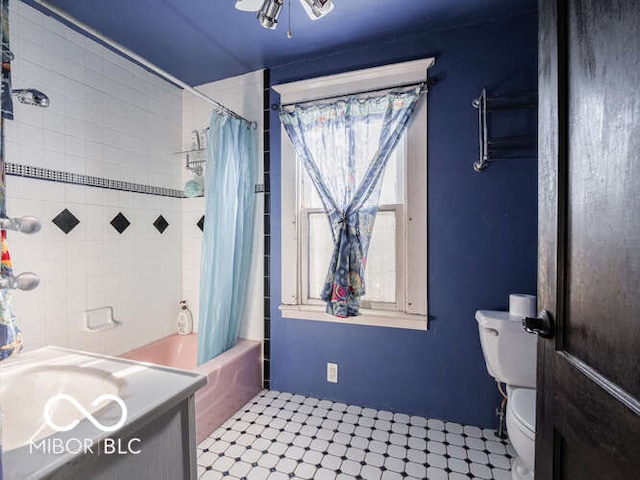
121, 334, 262, 443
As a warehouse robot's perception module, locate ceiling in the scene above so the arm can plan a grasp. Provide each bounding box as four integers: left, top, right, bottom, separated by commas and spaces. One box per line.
26, 0, 536, 86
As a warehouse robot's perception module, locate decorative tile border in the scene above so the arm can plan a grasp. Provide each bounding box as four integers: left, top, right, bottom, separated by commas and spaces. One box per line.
263, 69, 271, 390
6, 163, 184, 198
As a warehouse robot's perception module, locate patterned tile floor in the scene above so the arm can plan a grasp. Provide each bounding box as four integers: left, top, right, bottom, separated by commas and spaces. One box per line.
197, 390, 515, 480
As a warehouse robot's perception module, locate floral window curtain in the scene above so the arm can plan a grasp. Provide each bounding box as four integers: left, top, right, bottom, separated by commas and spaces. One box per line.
0, 0, 20, 360
280, 88, 421, 317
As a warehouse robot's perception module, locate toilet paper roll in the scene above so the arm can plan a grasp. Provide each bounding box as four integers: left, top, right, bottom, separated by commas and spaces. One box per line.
509, 294, 536, 317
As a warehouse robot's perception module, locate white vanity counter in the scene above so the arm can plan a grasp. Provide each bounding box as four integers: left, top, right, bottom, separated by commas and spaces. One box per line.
1, 346, 207, 480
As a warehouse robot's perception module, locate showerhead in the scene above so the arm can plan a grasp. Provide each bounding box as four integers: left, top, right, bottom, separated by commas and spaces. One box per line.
12, 89, 50, 108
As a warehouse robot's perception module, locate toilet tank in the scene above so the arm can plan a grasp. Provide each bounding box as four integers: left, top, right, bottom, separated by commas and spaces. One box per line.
475, 310, 537, 388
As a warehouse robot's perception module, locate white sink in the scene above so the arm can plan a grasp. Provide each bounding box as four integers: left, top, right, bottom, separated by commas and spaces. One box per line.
0, 364, 123, 452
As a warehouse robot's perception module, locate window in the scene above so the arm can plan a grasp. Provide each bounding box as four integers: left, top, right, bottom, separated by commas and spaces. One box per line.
300, 135, 406, 310
274, 58, 433, 330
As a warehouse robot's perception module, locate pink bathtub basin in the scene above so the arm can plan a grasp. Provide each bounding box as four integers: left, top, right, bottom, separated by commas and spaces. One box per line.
122, 334, 262, 443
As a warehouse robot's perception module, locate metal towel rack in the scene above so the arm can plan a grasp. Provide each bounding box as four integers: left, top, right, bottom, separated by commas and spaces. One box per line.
472, 88, 538, 172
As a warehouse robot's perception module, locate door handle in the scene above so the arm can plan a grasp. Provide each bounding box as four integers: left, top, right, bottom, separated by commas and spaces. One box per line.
522, 310, 554, 338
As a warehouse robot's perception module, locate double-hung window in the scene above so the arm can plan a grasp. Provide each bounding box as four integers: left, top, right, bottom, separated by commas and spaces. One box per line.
275, 58, 433, 330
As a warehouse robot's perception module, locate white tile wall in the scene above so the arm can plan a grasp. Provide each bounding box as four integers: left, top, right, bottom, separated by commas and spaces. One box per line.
4, 3, 183, 356
181, 71, 264, 341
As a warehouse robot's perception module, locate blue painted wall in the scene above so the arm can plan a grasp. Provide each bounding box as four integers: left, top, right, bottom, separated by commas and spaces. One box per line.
268, 13, 538, 428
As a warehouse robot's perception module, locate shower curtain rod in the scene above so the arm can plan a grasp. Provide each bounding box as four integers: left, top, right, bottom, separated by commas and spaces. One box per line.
31, 0, 255, 127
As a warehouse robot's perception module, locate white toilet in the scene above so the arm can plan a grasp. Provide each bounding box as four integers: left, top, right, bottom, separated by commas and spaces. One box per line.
476, 310, 537, 480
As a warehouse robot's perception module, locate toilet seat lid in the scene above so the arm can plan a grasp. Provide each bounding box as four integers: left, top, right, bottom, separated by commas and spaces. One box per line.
510, 388, 536, 434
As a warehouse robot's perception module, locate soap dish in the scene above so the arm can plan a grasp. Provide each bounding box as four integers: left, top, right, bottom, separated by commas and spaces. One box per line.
84, 306, 120, 332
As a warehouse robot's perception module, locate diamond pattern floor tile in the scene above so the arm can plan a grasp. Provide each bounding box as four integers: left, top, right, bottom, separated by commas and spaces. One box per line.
197, 391, 514, 480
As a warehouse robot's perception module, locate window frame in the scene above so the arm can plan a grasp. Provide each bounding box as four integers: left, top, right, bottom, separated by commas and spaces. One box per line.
274, 58, 433, 330
300, 205, 405, 311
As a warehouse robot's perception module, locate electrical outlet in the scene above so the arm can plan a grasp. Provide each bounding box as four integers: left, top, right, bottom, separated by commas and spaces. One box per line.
327, 362, 338, 383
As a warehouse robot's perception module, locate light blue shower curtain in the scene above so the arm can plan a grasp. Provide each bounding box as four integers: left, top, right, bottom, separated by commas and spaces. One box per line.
197, 112, 256, 365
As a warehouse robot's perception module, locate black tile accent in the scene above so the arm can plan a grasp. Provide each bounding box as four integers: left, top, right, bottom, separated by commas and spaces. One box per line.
153, 215, 169, 234
264, 318, 271, 339
264, 256, 270, 277
263, 359, 270, 382
197, 215, 205, 232
263, 297, 270, 317
263, 132, 270, 152
52, 208, 80, 234
264, 214, 271, 235
263, 152, 270, 174
263, 275, 270, 298
110, 212, 131, 234
263, 68, 271, 391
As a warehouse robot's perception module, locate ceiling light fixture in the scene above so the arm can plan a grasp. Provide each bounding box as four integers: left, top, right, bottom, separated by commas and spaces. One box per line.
257, 0, 284, 29
300, 0, 334, 20
248, 0, 333, 30
235, 0, 264, 12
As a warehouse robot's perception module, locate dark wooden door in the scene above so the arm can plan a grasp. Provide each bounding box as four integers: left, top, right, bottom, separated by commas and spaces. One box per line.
536, 0, 640, 478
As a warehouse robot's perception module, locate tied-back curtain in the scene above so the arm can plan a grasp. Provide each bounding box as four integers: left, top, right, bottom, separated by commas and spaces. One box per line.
197, 112, 256, 365
280, 88, 421, 317
0, 0, 20, 361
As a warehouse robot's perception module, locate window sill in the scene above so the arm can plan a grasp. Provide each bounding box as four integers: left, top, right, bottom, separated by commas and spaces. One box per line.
279, 304, 428, 331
